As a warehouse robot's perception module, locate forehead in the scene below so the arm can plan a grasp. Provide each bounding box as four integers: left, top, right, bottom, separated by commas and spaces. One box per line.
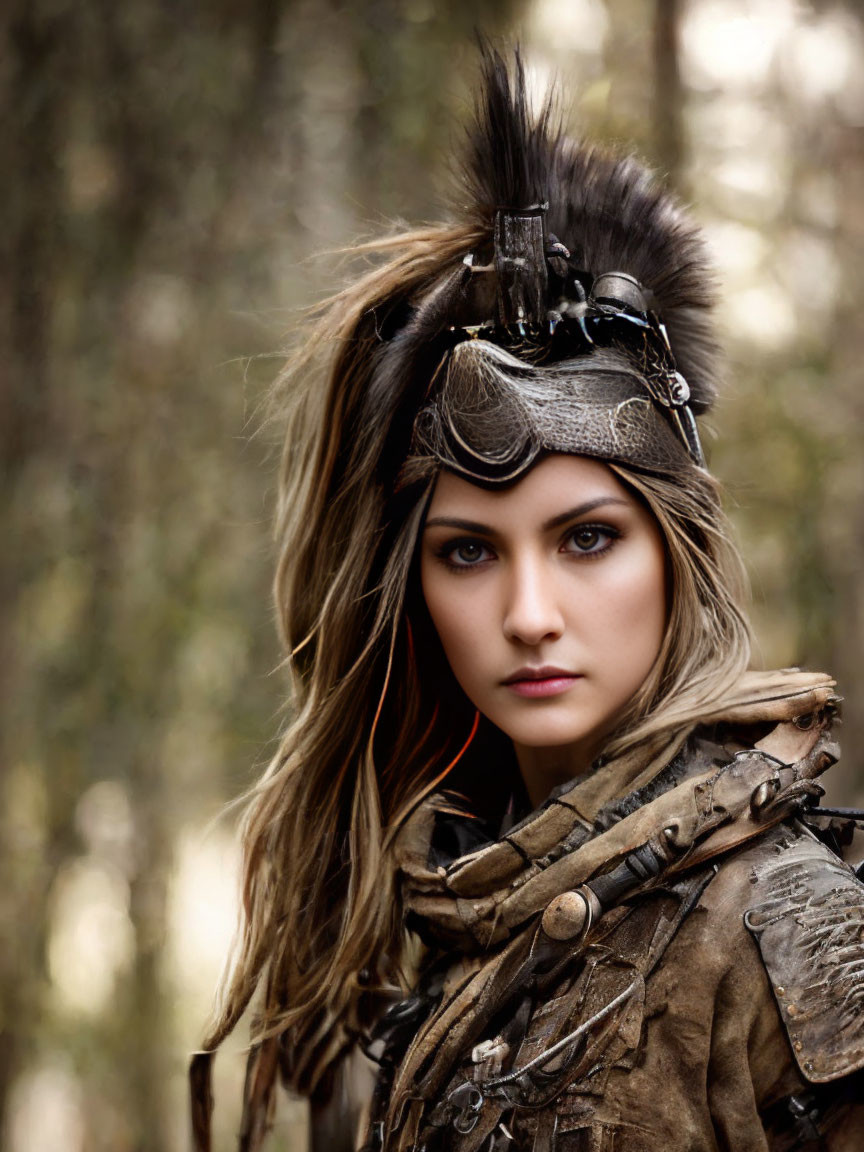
426, 454, 633, 520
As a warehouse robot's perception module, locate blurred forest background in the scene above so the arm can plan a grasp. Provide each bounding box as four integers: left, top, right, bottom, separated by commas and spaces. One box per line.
3, 0, 864, 1148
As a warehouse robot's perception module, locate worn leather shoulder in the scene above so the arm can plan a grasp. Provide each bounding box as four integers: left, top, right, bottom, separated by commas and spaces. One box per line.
744, 826, 864, 1083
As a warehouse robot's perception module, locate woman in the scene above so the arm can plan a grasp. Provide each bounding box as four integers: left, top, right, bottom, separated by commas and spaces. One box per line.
192, 49, 864, 1151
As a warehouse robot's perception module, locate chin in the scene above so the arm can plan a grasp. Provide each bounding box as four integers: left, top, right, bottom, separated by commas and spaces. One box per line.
495, 714, 603, 751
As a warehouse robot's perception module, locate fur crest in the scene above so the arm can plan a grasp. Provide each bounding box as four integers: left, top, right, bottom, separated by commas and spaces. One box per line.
457, 44, 719, 411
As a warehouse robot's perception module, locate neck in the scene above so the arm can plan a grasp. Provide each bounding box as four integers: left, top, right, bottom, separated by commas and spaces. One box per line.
513, 739, 601, 809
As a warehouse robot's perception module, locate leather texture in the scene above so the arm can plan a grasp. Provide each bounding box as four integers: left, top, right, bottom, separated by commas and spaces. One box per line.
367, 675, 864, 1152
746, 829, 864, 1084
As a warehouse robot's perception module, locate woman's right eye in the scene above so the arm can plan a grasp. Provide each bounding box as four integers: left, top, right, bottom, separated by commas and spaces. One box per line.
440, 539, 493, 568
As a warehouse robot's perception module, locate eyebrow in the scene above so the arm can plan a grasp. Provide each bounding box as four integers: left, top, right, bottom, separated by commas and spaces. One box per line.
424, 496, 631, 535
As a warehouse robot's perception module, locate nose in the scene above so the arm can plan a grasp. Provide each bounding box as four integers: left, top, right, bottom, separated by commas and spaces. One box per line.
502, 552, 565, 646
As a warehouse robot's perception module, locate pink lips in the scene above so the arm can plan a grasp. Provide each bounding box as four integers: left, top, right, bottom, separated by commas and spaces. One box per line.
503, 666, 582, 698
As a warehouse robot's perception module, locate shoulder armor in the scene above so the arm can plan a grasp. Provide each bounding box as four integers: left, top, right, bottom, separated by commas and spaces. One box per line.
745, 829, 864, 1083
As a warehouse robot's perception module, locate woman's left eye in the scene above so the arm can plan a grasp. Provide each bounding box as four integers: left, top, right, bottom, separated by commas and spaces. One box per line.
563, 524, 618, 555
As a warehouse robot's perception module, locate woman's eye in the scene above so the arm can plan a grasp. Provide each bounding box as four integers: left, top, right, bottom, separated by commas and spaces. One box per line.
564, 525, 617, 554
442, 540, 491, 567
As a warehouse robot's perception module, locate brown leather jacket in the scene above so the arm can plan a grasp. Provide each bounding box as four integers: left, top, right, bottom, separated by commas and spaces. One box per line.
364, 676, 864, 1151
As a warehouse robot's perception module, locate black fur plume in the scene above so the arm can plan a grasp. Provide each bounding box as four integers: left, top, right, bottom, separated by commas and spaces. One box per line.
458, 46, 719, 412
461, 43, 561, 213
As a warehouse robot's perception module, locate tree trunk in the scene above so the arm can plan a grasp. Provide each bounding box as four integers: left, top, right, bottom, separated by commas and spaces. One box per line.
653, 0, 685, 192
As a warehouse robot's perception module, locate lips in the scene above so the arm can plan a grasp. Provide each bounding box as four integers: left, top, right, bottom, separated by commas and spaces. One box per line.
503, 666, 583, 698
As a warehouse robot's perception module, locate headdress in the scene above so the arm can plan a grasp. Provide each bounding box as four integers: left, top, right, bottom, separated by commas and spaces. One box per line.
365, 47, 719, 488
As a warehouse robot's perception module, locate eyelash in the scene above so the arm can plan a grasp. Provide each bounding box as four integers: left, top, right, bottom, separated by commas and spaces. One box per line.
563, 523, 621, 558
436, 524, 621, 571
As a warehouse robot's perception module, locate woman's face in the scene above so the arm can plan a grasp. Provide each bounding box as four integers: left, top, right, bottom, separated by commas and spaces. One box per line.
420, 454, 667, 769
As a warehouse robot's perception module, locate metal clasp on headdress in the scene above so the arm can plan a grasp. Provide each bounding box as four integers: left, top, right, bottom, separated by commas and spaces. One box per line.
493, 202, 549, 331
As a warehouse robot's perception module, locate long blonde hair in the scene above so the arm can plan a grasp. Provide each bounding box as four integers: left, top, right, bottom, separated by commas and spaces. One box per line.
203, 227, 751, 1099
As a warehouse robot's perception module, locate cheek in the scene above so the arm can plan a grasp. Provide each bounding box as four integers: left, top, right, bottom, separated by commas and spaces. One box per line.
593, 540, 667, 669
421, 565, 493, 689
623, 557, 665, 630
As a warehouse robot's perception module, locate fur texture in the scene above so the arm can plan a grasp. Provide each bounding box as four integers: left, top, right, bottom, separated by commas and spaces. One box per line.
460, 45, 561, 216
456, 44, 720, 412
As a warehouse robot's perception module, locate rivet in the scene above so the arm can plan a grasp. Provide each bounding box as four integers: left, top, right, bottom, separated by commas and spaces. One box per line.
776, 986, 786, 997
804, 1060, 814, 1073
794, 1041, 803, 1052
787, 1004, 798, 1017
751, 779, 778, 816
541, 890, 589, 941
